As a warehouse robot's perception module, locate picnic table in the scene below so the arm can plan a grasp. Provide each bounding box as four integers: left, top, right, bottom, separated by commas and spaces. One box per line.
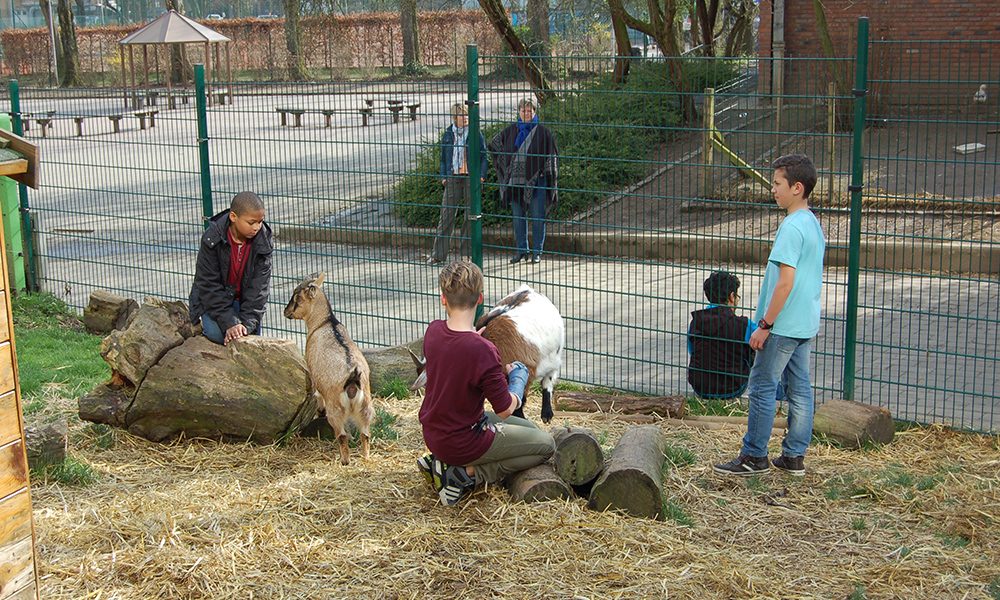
276, 100, 421, 128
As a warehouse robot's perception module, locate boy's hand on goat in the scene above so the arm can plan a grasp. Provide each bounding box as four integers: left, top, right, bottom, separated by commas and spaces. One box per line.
224, 323, 248, 345
506, 362, 529, 406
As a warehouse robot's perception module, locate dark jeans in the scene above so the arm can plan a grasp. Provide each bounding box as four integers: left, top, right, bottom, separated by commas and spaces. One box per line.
511, 175, 547, 256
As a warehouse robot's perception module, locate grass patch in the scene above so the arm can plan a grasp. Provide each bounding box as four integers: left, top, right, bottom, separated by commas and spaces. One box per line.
12, 293, 109, 408
878, 465, 915, 488
847, 585, 868, 600
824, 474, 875, 501
851, 517, 868, 531
32, 455, 98, 486
376, 376, 412, 400
393, 59, 739, 227
937, 534, 970, 549
988, 576, 1000, 599
663, 444, 697, 468
685, 397, 747, 417
369, 408, 400, 442
662, 499, 695, 527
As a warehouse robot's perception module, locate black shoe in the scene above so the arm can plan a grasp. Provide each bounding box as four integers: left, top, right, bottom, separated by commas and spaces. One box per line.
437, 464, 476, 506
531, 254, 541, 264
509, 253, 529, 264
771, 455, 806, 476
713, 454, 770, 476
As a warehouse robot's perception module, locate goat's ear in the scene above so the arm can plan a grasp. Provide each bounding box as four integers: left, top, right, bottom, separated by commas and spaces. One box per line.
407, 347, 425, 371
306, 283, 319, 299
315, 272, 326, 287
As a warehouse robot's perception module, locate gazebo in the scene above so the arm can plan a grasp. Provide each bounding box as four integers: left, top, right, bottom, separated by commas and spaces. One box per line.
118, 10, 233, 109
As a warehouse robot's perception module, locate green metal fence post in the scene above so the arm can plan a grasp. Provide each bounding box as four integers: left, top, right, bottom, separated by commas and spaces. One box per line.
466, 45, 484, 318
194, 64, 214, 227
7, 79, 37, 291
843, 17, 869, 401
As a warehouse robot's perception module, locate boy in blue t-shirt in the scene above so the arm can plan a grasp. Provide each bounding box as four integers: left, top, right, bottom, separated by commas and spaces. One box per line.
715, 154, 825, 478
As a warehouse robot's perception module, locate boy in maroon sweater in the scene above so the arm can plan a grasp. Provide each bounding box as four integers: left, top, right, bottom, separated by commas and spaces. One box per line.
417, 261, 555, 506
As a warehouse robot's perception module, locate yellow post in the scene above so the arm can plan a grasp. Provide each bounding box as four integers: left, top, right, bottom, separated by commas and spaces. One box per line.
827, 81, 836, 205
703, 87, 715, 198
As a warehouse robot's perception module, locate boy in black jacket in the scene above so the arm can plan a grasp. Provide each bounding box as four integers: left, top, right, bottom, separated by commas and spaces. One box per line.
687, 270, 756, 399
189, 191, 273, 345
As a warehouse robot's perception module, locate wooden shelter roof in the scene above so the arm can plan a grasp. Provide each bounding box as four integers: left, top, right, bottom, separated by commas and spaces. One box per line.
119, 10, 230, 45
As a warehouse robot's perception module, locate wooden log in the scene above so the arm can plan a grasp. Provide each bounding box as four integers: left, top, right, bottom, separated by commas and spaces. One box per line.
551, 426, 604, 486
588, 425, 667, 520
813, 399, 894, 449
507, 462, 572, 503
24, 417, 67, 472
683, 414, 788, 429
555, 391, 686, 418
83, 290, 139, 335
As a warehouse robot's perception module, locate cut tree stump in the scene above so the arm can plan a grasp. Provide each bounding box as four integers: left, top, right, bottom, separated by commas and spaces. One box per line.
813, 399, 894, 449
24, 417, 68, 471
555, 391, 686, 418
588, 425, 667, 520
83, 290, 139, 335
507, 462, 572, 503
551, 426, 604, 486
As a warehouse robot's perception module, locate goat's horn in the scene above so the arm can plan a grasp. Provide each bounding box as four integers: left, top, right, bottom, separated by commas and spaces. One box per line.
406, 347, 424, 367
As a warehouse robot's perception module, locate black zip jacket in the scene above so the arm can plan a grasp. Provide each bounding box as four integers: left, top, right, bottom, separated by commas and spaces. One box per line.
188, 209, 273, 333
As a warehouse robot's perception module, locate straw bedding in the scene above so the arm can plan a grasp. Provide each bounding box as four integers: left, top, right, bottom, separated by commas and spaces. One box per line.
30, 393, 1000, 599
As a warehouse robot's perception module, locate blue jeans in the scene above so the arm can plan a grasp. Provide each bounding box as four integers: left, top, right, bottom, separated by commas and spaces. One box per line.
201, 300, 260, 344
741, 333, 814, 458
511, 176, 547, 256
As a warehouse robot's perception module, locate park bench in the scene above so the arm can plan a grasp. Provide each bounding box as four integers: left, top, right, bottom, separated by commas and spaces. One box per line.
361, 98, 421, 122
14, 108, 159, 137
276, 106, 379, 128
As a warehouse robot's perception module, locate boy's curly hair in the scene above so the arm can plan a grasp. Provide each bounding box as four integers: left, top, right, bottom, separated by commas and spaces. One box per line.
704, 270, 741, 305
439, 260, 482, 309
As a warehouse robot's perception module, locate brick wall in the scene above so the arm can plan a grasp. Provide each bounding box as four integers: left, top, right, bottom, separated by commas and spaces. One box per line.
758, 0, 1000, 113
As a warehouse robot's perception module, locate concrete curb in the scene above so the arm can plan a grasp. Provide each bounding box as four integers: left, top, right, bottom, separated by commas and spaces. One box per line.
276, 224, 1000, 274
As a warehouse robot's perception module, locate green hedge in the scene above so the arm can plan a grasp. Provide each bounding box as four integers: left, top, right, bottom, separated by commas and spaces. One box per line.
393, 59, 739, 227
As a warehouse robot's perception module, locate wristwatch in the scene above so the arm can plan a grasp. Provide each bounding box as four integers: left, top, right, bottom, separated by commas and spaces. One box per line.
757, 319, 773, 330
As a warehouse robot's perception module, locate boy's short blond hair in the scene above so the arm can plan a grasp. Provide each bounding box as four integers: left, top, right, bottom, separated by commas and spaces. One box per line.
439, 260, 482, 310
450, 102, 468, 118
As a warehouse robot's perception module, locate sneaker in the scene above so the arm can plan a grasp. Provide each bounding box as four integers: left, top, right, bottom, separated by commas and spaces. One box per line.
416, 453, 438, 490
771, 455, 806, 476
531, 254, 541, 264
713, 454, 770, 476
438, 465, 477, 506
509, 253, 528, 264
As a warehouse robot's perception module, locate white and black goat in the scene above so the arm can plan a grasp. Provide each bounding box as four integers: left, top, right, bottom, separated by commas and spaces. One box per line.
285, 272, 374, 465
411, 284, 564, 423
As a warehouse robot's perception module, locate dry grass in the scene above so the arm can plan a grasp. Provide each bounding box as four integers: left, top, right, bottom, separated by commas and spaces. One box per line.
31, 393, 1000, 599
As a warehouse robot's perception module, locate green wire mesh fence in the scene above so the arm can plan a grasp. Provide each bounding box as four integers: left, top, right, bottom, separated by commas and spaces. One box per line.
6, 22, 998, 432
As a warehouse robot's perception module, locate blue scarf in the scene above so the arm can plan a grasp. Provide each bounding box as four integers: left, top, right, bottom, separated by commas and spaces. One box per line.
514, 115, 538, 149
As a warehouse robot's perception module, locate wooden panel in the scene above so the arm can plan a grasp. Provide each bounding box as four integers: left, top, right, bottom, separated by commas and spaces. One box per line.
0, 292, 8, 343
0, 536, 33, 599
0, 394, 17, 448
0, 442, 27, 502
0, 490, 31, 548
0, 344, 12, 396
0, 129, 38, 190
0, 581, 36, 600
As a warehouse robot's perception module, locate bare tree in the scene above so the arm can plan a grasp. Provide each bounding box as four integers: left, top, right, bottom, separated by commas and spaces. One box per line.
284, 0, 309, 79
400, 0, 423, 74
695, 0, 720, 55
56, 0, 81, 86
605, 0, 695, 121
526, 0, 549, 61
165, 0, 194, 83
723, 0, 756, 56
478, 0, 555, 104
39, 0, 63, 86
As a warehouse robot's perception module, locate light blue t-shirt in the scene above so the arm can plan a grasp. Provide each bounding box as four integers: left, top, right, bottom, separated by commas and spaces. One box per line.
754, 208, 826, 338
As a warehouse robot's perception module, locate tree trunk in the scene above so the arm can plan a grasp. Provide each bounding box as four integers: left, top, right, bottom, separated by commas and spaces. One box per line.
165, 0, 194, 83
39, 0, 63, 86
723, 0, 756, 56
603, 0, 696, 122
400, 0, 421, 74
56, 0, 81, 86
507, 462, 572, 503
695, 0, 720, 56
551, 426, 604, 486
83, 290, 139, 335
588, 425, 667, 520
609, 0, 633, 86
813, 399, 895, 449
555, 390, 686, 418
477, 0, 555, 105
526, 0, 549, 68
284, 0, 308, 80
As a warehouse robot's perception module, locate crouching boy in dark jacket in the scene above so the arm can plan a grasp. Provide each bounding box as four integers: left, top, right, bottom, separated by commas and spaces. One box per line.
189, 191, 273, 345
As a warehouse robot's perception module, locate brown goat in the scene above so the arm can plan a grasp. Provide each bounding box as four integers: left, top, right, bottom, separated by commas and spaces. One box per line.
285, 272, 374, 465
